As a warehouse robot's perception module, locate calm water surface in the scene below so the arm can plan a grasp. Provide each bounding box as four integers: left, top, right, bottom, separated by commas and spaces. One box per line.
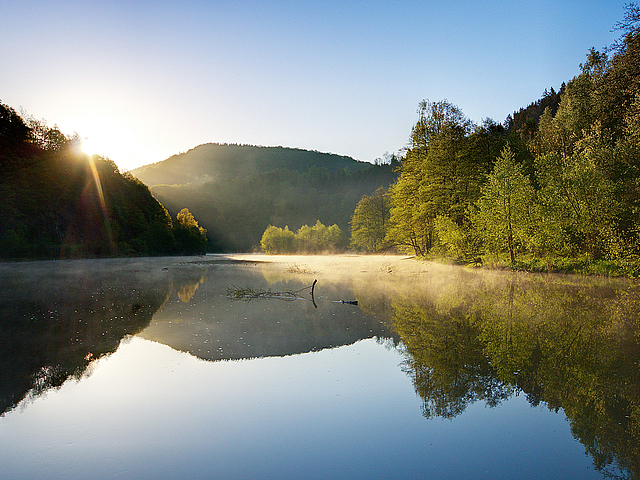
0, 254, 638, 479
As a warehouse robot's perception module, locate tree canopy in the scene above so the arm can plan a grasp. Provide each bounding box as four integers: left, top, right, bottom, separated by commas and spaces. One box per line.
352, 6, 640, 274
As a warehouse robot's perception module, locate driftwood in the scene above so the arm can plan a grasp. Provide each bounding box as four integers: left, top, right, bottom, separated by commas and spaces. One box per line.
227, 279, 318, 308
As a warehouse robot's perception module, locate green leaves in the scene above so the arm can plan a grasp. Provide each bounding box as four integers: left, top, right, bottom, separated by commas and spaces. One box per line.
349, 187, 390, 252
260, 220, 345, 254
471, 146, 535, 263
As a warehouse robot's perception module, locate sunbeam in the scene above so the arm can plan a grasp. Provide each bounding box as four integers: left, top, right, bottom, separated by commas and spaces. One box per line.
88, 155, 116, 254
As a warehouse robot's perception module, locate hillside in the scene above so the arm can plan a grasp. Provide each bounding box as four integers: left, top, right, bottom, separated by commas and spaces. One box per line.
149, 161, 398, 252
130, 143, 398, 252
0, 102, 207, 258
130, 143, 372, 187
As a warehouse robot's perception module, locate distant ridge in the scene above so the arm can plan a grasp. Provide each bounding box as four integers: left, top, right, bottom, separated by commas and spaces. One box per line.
131, 143, 371, 187
128, 142, 397, 252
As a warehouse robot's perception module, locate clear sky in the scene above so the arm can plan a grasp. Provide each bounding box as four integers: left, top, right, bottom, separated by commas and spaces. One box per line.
1, 0, 624, 171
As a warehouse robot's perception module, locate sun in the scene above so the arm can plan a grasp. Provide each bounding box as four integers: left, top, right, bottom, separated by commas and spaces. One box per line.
73, 118, 153, 171
81, 136, 100, 156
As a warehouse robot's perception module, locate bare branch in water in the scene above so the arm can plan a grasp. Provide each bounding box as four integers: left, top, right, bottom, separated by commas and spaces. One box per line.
227, 279, 318, 308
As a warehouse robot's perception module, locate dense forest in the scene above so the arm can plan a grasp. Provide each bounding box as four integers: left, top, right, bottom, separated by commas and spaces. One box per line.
351, 4, 640, 275
0, 105, 207, 259
131, 143, 374, 186
133, 144, 399, 251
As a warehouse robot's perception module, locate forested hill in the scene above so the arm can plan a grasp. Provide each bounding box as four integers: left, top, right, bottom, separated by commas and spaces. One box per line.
129, 143, 398, 252
130, 143, 372, 187
505, 86, 563, 133
0, 102, 208, 259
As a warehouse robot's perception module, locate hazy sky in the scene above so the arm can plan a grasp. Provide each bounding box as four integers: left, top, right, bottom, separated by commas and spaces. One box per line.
1, 0, 624, 171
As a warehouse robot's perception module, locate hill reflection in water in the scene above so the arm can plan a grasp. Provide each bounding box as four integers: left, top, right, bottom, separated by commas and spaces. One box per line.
1, 254, 638, 479
138, 256, 397, 361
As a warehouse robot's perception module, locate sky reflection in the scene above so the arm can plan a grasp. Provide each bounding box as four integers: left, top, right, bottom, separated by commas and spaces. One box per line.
0, 335, 599, 480
0, 255, 631, 479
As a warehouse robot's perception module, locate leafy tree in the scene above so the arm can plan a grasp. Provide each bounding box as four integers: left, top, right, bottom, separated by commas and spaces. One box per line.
260, 225, 295, 254
324, 223, 345, 251
259, 220, 345, 254
0, 103, 31, 147
350, 187, 390, 252
608, 2, 640, 54
534, 136, 621, 258
471, 146, 535, 263
173, 208, 208, 255
410, 99, 472, 148
176, 208, 199, 229
386, 101, 505, 256
386, 100, 473, 256
433, 215, 478, 261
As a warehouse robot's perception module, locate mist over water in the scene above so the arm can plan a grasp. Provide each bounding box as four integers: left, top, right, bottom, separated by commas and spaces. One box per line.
0, 254, 637, 479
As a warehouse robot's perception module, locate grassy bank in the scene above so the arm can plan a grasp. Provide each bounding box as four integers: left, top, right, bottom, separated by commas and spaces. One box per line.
426, 253, 640, 278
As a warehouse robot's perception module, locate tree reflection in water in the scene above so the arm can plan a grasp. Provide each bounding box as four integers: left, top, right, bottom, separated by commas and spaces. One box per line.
0, 258, 187, 416
2, 256, 639, 479
388, 273, 640, 479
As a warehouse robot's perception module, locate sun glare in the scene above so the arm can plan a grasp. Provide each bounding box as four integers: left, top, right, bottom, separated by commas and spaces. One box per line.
81, 136, 98, 156
73, 118, 158, 171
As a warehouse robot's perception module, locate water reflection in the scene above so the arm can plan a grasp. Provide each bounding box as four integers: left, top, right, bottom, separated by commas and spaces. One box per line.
139, 259, 394, 361
0, 258, 175, 415
1, 255, 639, 479
378, 270, 640, 479
0, 256, 395, 415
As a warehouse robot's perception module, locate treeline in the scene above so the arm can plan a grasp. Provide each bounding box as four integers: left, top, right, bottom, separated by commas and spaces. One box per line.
0, 103, 207, 259
131, 143, 374, 187
260, 220, 346, 254
351, 6, 640, 275
151, 159, 398, 252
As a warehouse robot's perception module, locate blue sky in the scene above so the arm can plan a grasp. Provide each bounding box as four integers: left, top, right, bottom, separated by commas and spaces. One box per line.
1, 0, 624, 170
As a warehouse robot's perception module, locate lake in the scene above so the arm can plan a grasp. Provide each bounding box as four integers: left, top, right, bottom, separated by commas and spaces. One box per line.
0, 254, 638, 479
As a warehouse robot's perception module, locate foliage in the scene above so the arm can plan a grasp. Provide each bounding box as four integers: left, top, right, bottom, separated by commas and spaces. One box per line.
260, 225, 295, 254
349, 187, 390, 252
0, 102, 208, 258
260, 220, 346, 254
505, 86, 563, 135
173, 208, 208, 255
385, 101, 510, 256
432, 214, 478, 261
471, 146, 536, 263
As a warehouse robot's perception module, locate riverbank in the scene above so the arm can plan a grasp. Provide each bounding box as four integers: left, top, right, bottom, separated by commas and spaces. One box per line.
427, 253, 640, 279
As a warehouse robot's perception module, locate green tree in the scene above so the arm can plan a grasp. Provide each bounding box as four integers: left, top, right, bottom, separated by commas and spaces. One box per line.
350, 187, 390, 252
385, 149, 434, 255
260, 221, 345, 254
471, 146, 535, 263
260, 225, 295, 254
295, 220, 344, 253
323, 223, 346, 251
410, 99, 472, 148
176, 208, 199, 229
386, 100, 504, 256
433, 215, 478, 261
386, 100, 473, 255
173, 208, 208, 254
